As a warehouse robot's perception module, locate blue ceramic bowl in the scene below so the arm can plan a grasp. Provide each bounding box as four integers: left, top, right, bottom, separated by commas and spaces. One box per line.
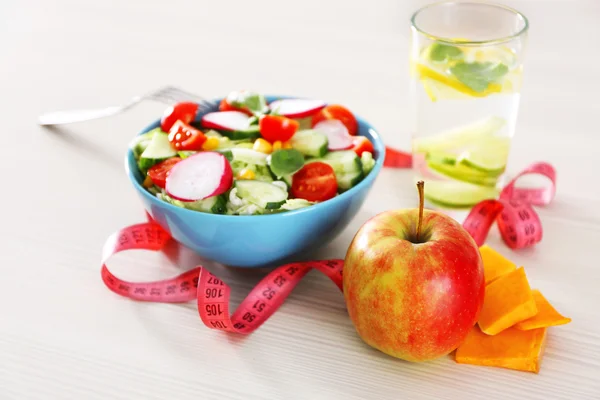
126, 95, 385, 267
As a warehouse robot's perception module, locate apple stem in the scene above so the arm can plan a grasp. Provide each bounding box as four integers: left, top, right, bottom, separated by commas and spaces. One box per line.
416, 181, 424, 242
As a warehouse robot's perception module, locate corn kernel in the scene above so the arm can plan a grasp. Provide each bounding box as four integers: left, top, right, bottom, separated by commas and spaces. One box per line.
272, 140, 283, 151
143, 175, 154, 188
238, 168, 255, 180
202, 136, 220, 151
253, 138, 273, 154
283, 141, 293, 149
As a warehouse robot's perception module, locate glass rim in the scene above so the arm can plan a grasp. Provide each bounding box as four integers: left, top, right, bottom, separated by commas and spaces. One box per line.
410, 1, 529, 46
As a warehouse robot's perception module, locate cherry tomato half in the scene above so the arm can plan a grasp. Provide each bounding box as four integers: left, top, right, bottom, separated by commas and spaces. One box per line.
148, 157, 181, 189
161, 102, 199, 132
168, 120, 207, 151
351, 136, 374, 156
259, 115, 299, 143
311, 105, 358, 136
291, 162, 338, 202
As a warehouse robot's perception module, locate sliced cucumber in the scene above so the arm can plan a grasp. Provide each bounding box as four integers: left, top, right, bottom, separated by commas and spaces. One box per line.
235, 180, 288, 210
321, 150, 362, 173
280, 198, 315, 211
231, 148, 268, 165
307, 151, 364, 191
361, 151, 375, 175
219, 125, 260, 141
140, 131, 177, 160
130, 128, 160, 159
137, 131, 177, 173
428, 161, 500, 187
158, 193, 227, 214
290, 130, 328, 158
413, 116, 506, 154
269, 149, 304, 177
425, 151, 458, 165
186, 195, 227, 214
201, 195, 227, 214
337, 169, 364, 192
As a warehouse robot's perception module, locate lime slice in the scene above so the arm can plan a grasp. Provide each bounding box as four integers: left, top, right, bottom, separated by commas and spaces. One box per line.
423, 180, 499, 208
413, 116, 506, 154
428, 162, 500, 187
458, 136, 510, 173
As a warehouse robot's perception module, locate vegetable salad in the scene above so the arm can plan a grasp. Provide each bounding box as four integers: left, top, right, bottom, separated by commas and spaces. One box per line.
131, 90, 376, 215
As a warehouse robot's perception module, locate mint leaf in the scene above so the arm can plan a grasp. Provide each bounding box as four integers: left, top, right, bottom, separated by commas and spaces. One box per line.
449, 62, 509, 92
429, 43, 463, 62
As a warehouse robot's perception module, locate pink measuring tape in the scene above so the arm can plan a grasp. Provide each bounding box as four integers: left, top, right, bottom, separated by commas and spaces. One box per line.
101, 149, 556, 334
462, 161, 556, 248
101, 224, 344, 333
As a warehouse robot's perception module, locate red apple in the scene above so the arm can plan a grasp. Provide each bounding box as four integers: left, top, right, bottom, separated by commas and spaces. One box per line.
343, 182, 485, 362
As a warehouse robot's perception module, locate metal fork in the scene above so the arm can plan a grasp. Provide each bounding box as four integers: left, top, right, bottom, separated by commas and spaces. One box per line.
37, 86, 215, 126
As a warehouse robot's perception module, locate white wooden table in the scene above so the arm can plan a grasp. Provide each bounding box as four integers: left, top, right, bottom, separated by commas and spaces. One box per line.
2, 0, 599, 398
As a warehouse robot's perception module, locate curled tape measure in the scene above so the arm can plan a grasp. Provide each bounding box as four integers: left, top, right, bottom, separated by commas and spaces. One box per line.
101, 224, 344, 333
101, 150, 555, 334
462, 161, 556, 248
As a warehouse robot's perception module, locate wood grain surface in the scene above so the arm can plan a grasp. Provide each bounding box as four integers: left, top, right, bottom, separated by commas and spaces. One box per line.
1, 0, 599, 398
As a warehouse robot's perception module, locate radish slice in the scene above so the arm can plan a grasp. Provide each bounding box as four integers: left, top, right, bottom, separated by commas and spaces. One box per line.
313, 120, 353, 150
201, 111, 252, 132
165, 152, 233, 202
269, 99, 326, 119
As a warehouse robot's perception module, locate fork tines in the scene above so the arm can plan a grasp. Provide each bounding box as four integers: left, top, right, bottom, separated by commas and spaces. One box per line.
151, 86, 214, 107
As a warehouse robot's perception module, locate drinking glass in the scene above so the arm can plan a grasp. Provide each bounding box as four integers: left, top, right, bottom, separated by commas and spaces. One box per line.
410, 1, 528, 208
